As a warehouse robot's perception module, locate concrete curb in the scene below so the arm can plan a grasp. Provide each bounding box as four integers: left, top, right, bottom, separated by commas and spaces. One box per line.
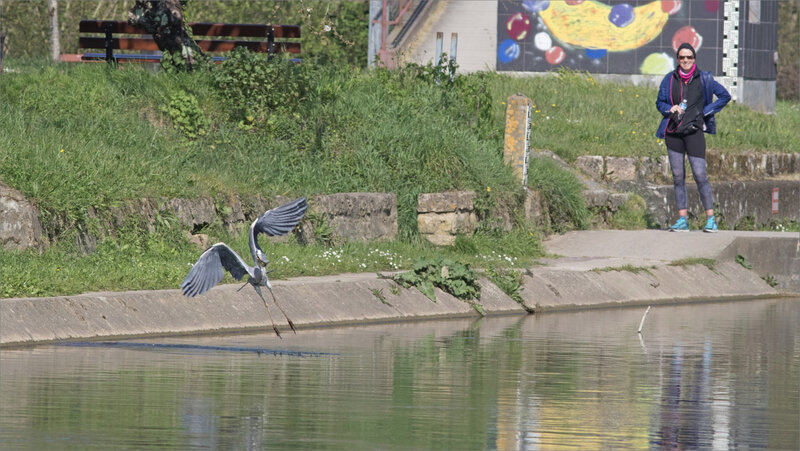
0, 262, 781, 347
1, 231, 795, 346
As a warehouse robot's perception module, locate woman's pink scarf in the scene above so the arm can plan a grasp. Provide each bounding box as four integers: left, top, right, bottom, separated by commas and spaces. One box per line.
679, 64, 696, 83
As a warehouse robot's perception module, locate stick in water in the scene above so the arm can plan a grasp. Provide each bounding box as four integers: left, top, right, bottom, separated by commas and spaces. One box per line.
637, 306, 651, 334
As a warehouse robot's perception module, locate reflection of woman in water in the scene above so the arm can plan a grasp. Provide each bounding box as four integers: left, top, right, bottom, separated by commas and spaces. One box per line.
655, 43, 730, 233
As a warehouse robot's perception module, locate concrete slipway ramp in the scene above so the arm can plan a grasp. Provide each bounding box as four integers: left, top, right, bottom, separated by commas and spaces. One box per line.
1, 231, 797, 346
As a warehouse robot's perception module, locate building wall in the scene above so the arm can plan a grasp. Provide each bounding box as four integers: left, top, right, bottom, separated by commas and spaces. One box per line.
496, 0, 739, 76
399, 1, 778, 111
401, 0, 498, 72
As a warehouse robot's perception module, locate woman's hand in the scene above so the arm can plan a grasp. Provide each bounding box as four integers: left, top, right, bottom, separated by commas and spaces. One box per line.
669, 105, 684, 114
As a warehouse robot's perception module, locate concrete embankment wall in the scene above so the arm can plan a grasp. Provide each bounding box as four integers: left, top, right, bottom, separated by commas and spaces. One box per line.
2, 231, 794, 347
627, 179, 799, 229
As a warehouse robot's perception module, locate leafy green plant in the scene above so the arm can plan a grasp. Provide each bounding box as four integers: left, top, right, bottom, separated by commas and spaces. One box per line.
393, 257, 480, 302
487, 266, 526, 305
162, 90, 209, 139
160, 50, 211, 74
212, 48, 310, 123
736, 254, 753, 269
762, 274, 780, 288
371, 288, 391, 306
305, 211, 335, 246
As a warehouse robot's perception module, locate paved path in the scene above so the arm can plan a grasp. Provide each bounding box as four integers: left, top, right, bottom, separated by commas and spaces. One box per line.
542, 230, 795, 271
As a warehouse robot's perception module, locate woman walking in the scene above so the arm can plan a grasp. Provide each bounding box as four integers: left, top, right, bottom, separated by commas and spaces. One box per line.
656, 43, 730, 232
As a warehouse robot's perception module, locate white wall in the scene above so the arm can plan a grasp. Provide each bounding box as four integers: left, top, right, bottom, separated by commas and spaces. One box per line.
401, 0, 498, 72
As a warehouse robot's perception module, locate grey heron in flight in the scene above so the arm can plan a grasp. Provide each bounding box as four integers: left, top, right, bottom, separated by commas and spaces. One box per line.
181, 197, 308, 337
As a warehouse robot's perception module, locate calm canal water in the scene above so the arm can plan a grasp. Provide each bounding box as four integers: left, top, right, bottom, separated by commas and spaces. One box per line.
1, 298, 798, 450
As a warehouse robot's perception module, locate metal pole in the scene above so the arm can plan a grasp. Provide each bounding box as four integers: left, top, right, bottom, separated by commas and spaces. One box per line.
435, 31, 443, 66
449, 32, 457, 64
449, 32, 458, 82
379, 0, 390, 67
368, 0, 382, 68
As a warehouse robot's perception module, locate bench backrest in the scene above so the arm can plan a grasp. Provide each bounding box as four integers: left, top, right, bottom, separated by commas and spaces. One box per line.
78, 20, 301, 55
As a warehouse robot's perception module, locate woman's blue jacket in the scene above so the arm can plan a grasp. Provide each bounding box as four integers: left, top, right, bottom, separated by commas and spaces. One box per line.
655, 70, 731, 139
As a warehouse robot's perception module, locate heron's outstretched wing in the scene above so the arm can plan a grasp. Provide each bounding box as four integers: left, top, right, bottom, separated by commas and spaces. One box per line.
253, 197, 308, 237
181, 243, 253, 297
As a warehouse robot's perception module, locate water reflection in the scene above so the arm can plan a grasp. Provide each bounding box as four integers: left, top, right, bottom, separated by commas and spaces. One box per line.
1, 299, 798, 450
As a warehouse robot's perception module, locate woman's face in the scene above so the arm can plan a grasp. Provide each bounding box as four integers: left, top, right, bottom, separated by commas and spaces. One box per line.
678, 50, 695, 71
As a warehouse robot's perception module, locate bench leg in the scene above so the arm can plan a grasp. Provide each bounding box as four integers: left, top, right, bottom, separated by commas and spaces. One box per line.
103, 22, 116, 64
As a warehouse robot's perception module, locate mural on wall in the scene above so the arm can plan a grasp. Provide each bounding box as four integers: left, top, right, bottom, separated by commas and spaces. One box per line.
497, 0, 726, 76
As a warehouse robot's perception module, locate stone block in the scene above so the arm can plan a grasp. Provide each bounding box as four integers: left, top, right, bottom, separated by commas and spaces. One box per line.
418, 212, 457, 235
638, 156, 670, 183
575, 156, 604, 181
582, 189, 609, 208
417, 191, 474, 213
310, 192, 397, 243
164, 197, 217, 230
0, 182, 45, 251
417, 191, 479, 246
605, 157, 637, 181
524, 189, 549, 227
608, 193, 629, 210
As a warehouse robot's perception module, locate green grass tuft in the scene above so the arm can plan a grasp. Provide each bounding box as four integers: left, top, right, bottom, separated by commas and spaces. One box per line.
668, 258, 717, 272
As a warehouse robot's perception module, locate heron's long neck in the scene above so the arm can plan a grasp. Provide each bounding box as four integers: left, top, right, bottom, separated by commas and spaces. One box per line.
248, 222, 262, 264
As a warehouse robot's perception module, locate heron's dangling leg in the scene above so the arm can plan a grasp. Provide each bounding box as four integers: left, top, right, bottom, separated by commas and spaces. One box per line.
253, 285, 281, 338
236, 281, 249, 292
267, 286, 297, 334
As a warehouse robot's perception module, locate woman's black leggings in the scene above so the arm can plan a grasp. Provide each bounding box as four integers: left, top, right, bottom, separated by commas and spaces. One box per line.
666, 148, 714, 211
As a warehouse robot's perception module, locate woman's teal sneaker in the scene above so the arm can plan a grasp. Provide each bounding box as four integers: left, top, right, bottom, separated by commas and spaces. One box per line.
703, 216, 718, 233
669, 216, 689, 232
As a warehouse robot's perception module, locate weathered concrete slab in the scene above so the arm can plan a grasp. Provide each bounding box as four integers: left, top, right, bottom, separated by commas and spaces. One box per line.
0, 272, 524, 346
624, 180, 799, 229
519, 262, 777, 312
542, 230, 799, 293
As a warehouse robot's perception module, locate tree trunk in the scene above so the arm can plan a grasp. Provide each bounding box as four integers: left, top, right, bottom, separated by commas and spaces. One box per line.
128, 0, 204, 69
48, 0, 61, 63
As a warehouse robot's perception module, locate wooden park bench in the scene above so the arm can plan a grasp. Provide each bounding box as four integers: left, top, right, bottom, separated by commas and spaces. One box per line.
62, 20, 300, 63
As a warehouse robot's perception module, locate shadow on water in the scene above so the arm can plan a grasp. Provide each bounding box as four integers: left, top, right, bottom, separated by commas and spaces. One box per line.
56, 341, 338, 357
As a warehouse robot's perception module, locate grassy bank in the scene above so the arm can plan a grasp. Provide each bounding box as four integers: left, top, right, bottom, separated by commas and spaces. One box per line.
1, 57, 797, 297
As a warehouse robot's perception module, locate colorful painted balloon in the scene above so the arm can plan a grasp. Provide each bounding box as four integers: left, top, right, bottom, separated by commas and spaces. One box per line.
704, 0, 721, 13
534, 32, 552, 51
609, 4, 635, 28
506, 12, 532, 41
498, 39, 521, 64
522, 0, 550, 13
672, 26, 703, 52
661, 0, 682, 15
640, 52, 674, 74
546, 46, 565, 65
